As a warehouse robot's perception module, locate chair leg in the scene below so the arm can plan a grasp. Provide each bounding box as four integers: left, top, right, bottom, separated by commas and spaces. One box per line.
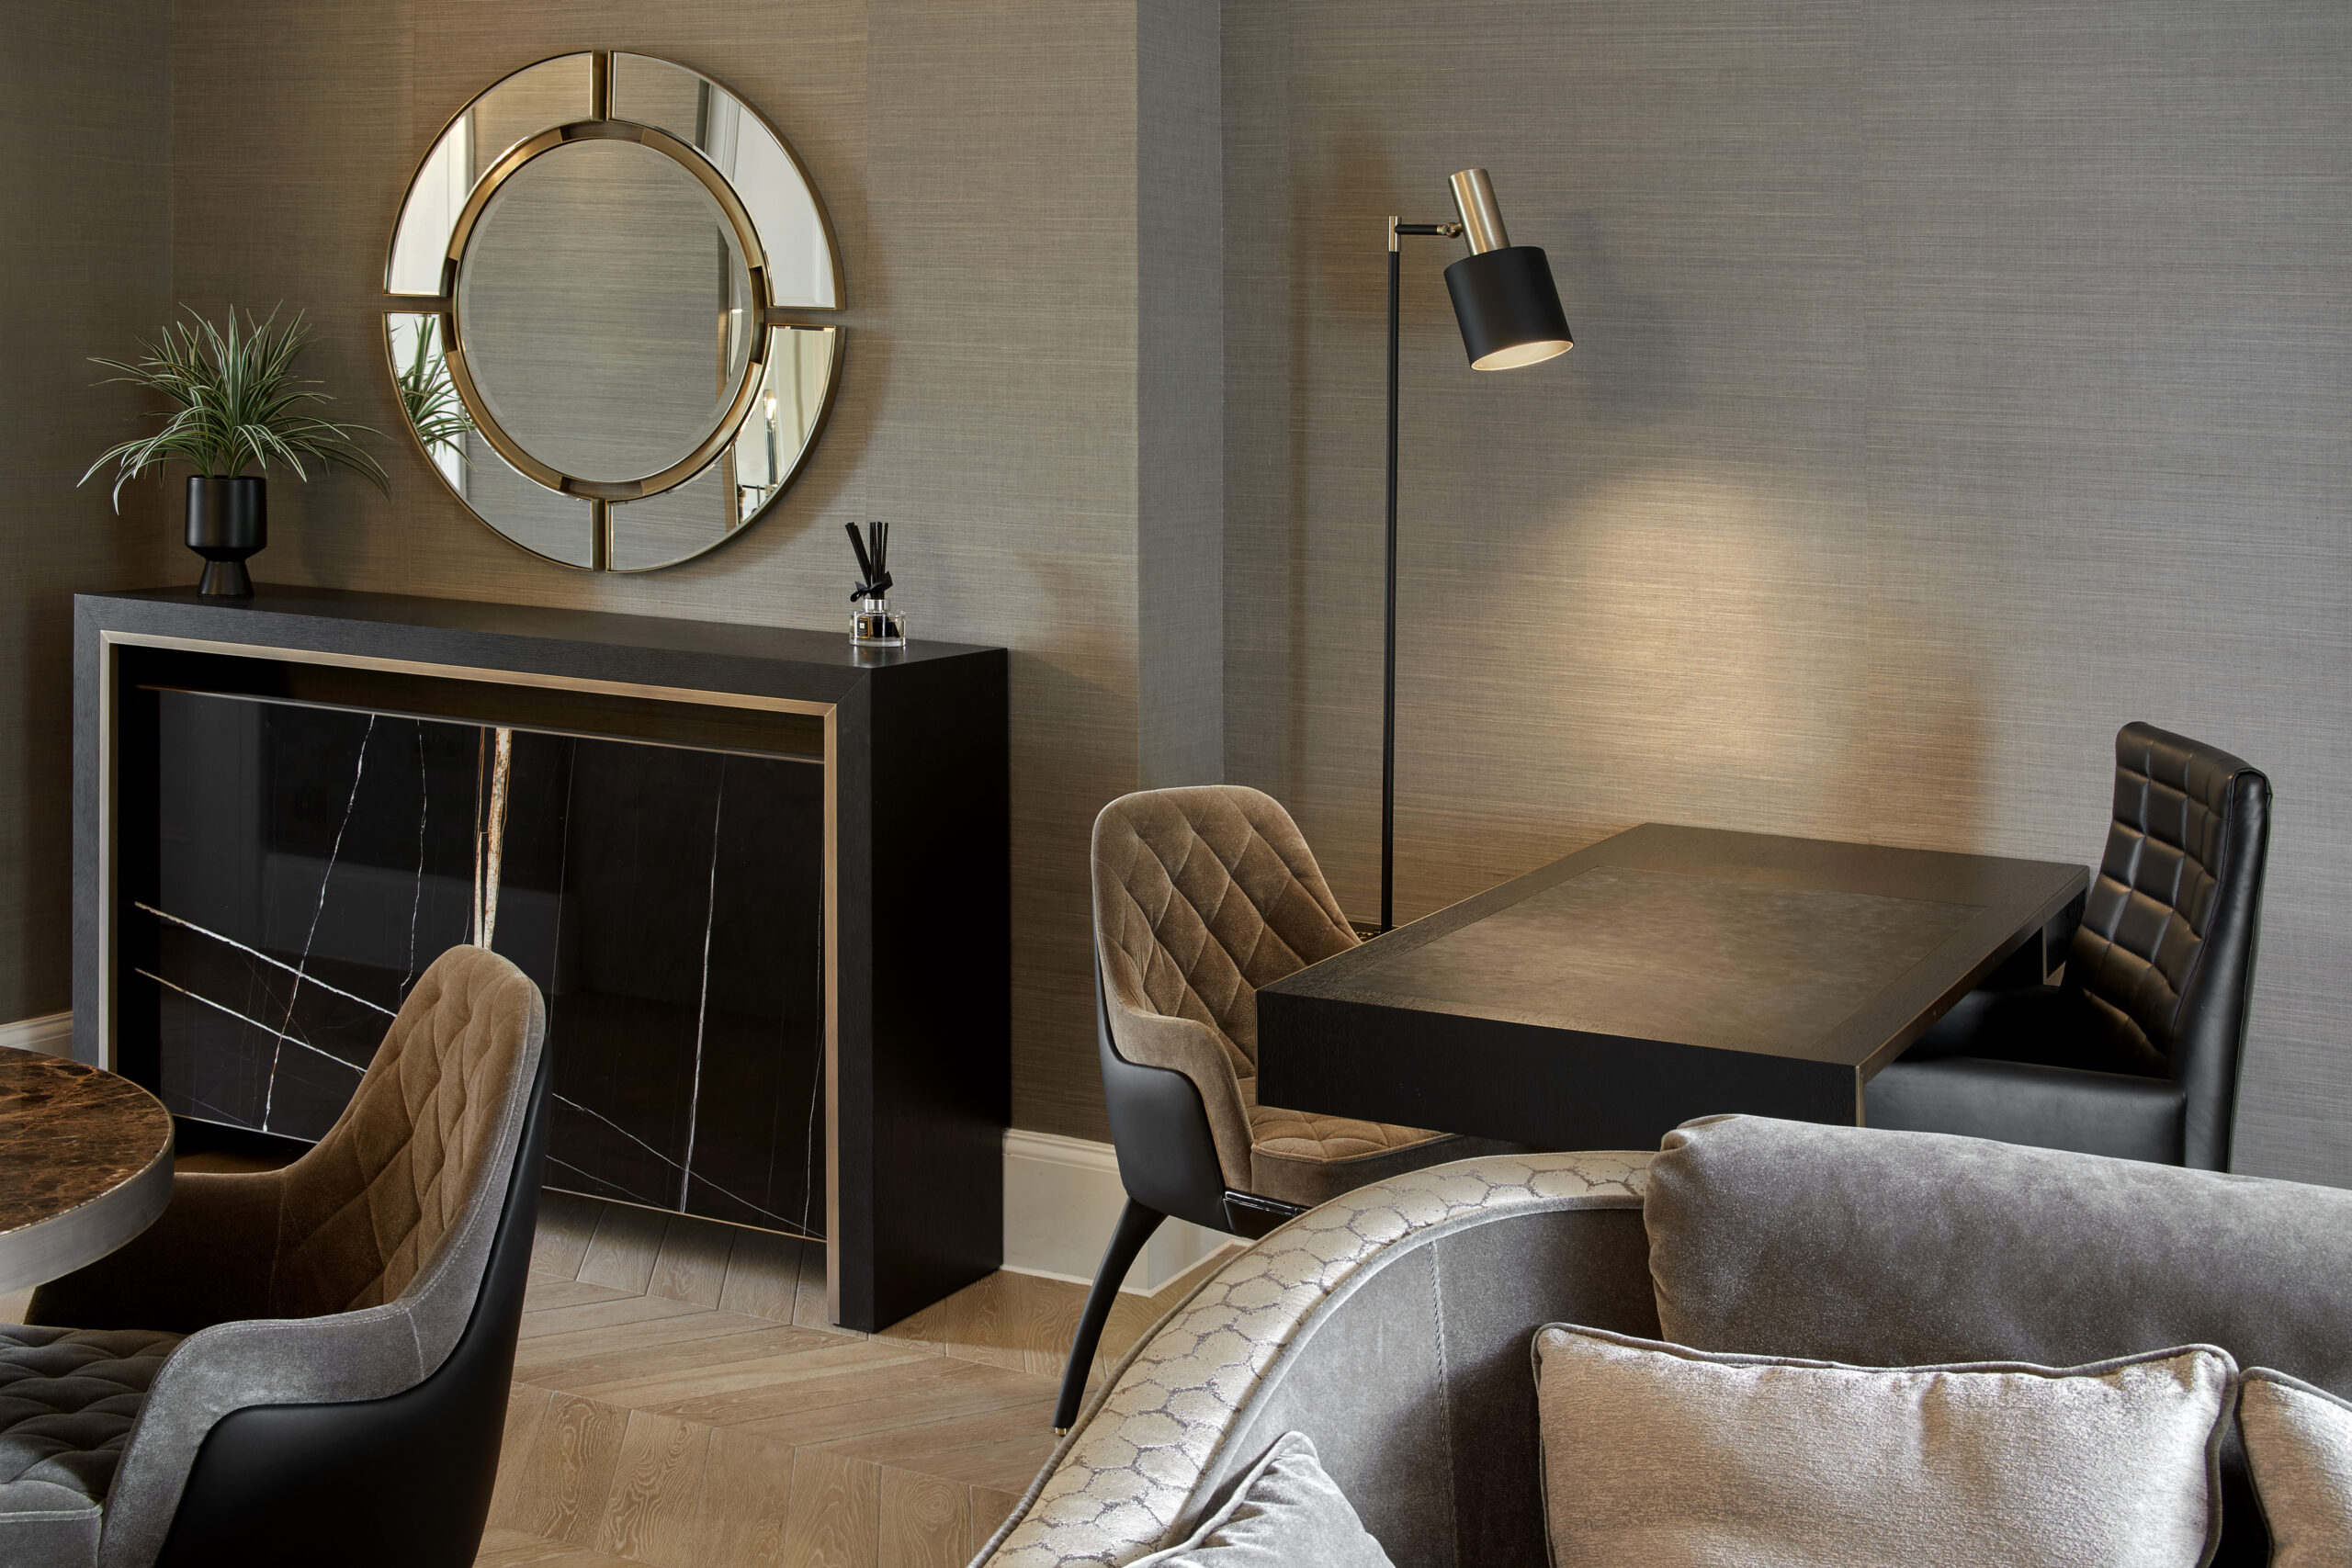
1053, 1198, 1164, 1433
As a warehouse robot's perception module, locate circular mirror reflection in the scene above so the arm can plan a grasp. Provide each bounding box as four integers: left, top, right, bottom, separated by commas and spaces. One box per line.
458, 139, 756, 485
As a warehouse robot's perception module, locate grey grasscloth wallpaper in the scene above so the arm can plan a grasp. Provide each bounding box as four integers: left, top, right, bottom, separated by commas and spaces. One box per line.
154, 0, 1221, 1142
11, 0, 2349, 1176
0, 5, 179, 1024
1224, 0, 2352, 1183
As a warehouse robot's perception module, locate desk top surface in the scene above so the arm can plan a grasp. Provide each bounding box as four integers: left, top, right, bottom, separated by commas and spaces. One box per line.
1261, 823, 2086, 1073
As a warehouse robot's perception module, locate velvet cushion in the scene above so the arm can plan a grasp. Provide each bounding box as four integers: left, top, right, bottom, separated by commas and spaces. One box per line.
1532, 1325, 2232, 1568
0, 1329, 182, 1568
1132, 1431, 1393, 1568
2239, 1370, 2352, 1567
1643, 1116, 2352, 1392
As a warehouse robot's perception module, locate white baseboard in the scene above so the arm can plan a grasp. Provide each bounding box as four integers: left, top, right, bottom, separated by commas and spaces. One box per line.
1, 1010, 1224, 1296
1002, 1127, 1232, 1294
0, 1012, 72, 1056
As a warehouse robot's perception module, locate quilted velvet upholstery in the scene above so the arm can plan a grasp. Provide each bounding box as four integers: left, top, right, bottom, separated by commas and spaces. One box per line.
1091, 786, 1453, 1195
0, 1329, 180, 1568
15, 944, 546, 1568
266, 947, 539, 1317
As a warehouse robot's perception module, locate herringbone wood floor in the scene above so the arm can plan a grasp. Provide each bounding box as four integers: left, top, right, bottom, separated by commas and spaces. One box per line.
474, 1193, 1223, 1568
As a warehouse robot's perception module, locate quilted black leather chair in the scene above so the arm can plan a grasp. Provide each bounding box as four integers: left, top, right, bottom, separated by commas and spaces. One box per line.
1868, 722, 2270, 1169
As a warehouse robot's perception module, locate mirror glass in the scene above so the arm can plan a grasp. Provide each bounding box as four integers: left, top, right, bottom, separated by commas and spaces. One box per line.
383, 52, 841, 572
388, 54, 594, 298
457, 139, 757, 484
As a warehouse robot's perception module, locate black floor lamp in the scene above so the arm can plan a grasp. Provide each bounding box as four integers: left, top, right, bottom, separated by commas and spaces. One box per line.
1378, 169, 1573, 932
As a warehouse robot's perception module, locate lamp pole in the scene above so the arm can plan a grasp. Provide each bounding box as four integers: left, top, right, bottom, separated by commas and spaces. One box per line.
1382, 216, 1462, 934
1374, 171, 1570, 936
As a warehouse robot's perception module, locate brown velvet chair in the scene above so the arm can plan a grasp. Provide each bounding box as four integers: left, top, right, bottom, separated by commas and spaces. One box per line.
0, 944, 548, 1568
1053, 784, 1513, 1430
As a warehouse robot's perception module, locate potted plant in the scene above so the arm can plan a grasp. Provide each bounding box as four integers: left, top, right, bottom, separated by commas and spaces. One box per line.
81, 307, 389, 596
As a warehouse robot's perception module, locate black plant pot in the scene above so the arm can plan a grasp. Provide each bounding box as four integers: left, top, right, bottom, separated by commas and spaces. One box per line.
186, 476, 266, 597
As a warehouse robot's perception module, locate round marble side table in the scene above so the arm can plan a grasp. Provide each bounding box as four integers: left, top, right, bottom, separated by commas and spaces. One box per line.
0, 1052, 173, 1296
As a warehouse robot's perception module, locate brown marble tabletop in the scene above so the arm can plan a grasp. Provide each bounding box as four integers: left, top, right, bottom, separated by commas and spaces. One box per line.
0, 1051, 174, 1297
1257, 824, 2088, 1151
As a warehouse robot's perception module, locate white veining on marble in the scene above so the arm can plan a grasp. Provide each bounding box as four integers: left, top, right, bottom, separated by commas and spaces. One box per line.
134, 902, 397, 1021
679, 761, 726, 1211
548, 1154, 639, 1202
140, 969, 366, 1076
550, 1090, 818, 1236
265, 714, 376, 1131
401, 719, 429, 998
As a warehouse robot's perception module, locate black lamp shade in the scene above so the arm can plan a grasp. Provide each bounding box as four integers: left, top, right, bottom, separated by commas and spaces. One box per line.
1443, 245, 1573, 370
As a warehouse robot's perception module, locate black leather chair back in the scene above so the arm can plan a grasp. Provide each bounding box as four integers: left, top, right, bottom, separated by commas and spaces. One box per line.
2065, 722, 2270, 1170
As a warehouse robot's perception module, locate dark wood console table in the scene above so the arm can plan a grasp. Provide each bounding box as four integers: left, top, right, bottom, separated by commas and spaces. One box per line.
1258, 823, 2086, 1151
74, 586, 1007, 1331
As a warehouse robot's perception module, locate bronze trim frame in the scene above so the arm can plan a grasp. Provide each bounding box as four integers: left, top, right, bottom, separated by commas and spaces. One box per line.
94, 628, 843, 1297
379, 50, 846, 574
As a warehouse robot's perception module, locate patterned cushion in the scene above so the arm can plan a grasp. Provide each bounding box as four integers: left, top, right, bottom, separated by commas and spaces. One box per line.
0, 1325, 182, 1568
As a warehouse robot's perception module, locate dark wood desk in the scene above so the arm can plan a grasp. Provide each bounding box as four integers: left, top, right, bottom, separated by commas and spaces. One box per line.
1256, 824, 2088, 1150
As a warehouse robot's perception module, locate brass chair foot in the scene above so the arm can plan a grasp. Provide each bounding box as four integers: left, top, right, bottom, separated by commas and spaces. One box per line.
1053, 1426, 1069, 1436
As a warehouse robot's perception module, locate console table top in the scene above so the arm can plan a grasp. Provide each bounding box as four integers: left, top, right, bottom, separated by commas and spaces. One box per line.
77, 585, 1002, 702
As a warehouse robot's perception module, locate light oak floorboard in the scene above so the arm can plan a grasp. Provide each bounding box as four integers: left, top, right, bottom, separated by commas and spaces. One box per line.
692, 1427, 799, 1568
482, 1208, 1214, 1568
593, 1409, 713, 1568
965, 1487, 1023, 1561
529, 1324, 842, 1399
877, 1467, 966, 1568
514, 1309, 788, 1371
780, 1449, 881, 1568
577, 1204, 671, 1296
518, 1294, 717, 1339
718, 1229, 811, 1322
649, 1216, 736, 1310
526, 1278, 646, 1313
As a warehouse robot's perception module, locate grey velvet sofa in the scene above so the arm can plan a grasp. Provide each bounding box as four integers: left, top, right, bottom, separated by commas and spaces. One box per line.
977, 1114, 2352, 1568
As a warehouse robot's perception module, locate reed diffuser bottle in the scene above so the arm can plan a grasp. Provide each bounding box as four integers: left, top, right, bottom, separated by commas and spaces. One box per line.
845, 520, 905, 647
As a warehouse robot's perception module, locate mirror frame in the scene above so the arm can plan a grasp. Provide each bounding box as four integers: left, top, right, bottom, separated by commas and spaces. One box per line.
381, 51, 845, 572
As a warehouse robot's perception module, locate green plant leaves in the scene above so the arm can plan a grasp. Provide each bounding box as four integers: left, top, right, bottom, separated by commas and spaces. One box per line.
395, 317, 475, 463
79, 305, 391, 512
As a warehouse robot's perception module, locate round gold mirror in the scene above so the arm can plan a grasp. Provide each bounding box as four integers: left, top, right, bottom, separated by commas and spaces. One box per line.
383, 52, 842, 572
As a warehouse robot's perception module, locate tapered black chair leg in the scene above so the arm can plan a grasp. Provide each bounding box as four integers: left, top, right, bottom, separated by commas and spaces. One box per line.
1054, 1198, 1165, 1432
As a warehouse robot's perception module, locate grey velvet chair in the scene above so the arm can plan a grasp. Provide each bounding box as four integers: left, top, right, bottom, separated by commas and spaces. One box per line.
1869, 721, 2271, 1168
1053, 784, 1514, 1431
0, 943, 548, 1568
987, 1115, 2352, 1568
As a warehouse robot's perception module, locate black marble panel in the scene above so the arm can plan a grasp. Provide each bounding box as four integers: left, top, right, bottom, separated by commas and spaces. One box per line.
128, 688, 824, 1238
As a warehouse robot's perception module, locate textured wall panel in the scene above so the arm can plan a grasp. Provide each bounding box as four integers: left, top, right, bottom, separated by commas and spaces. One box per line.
1225, 0, 2352, 1182
0, 4, 180, 1020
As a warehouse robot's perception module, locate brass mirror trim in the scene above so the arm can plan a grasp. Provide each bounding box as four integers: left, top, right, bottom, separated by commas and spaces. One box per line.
380, 51, 844, 574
